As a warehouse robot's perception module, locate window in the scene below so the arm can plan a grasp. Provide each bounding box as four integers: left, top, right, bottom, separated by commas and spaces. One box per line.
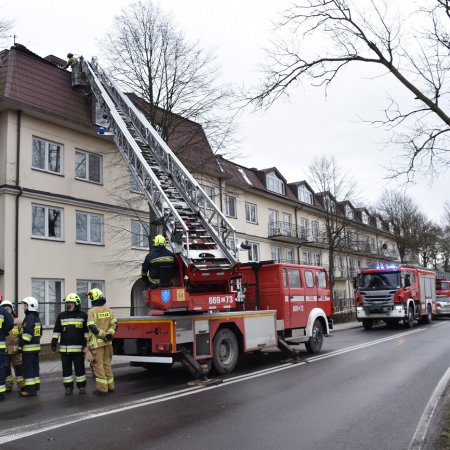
32, 279, 63, 326
311, 221, 319, 241
362, 211, 369, 225
303, 251, 311, 265
345, 205, 354, 219
266, 172, 285, 195
225, 195, 237, 218
76, 212, 103, 244
245, 202, 257, 224
226, 238, 237, 254
269, 209, 279, 232
376, 218, 383, 229
75, 150, 101, 183
131, 220, 150, 249
288, 269, 301, 288
238, 167, 253, 185
76, 280, 104, 310
304, 271, 315, 288
248, 243, 259, 262
32, 204, 63, 240
199, 185, 214, 210
271, 246, 281, 262
32, 137, 63, 174
300, 218, 309, 238
317, 271, 327, 288
286, 248, 294, 264
283, 213, 292, 233
298, 185, 313, 205
314, 253, 321, 266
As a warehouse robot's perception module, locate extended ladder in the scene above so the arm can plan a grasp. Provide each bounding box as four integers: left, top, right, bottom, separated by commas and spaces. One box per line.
83, 59, 237, 271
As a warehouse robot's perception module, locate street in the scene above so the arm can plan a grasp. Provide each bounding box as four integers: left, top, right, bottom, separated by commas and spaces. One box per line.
1, 320, 450, 450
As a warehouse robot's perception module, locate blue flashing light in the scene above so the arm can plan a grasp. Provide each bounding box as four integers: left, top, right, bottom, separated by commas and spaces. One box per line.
98, 127, 106, 135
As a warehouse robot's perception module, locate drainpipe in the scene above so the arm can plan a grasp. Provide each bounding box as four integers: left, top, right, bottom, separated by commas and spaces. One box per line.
14, 110, 22, 311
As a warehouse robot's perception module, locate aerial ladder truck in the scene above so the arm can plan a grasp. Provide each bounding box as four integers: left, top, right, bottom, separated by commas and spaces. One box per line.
76, 58, 334, 379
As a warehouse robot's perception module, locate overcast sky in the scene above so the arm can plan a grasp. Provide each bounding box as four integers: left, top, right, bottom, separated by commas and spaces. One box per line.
1, 0, 448, 221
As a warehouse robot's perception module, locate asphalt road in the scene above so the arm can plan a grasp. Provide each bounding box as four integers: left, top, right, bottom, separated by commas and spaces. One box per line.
1, 319, 450, 450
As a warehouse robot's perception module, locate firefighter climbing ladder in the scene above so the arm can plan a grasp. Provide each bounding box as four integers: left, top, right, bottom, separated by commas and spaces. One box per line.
84, 58, 237, 271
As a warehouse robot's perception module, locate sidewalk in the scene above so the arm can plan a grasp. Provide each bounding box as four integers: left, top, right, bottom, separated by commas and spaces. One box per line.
39, 321, 361, 378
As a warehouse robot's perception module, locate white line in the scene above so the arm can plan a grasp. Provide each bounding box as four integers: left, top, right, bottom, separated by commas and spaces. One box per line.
0, 326, 437, 444
409, 364, 450, 450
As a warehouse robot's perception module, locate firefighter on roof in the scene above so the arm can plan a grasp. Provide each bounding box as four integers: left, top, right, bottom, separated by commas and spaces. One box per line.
141, 234, 175, 288
86, 288, 117, 395
0, 300, 14, 400
64, 52, 78, 69
51, 293, 88, 395
1, 300, 24, 393
19, 297, 42, 397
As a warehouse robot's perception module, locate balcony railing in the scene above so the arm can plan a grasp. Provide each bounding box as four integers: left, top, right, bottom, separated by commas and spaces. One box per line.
268, 221, 308, 242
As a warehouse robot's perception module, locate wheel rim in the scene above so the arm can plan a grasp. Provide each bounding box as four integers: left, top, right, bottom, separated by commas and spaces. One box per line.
218, 338, 232, 364
312, 325, 323, 345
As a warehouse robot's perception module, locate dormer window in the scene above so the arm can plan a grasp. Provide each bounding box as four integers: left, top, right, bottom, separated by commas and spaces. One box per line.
298, 185, 313, 205
376, 218, 382, 229
266, 172, 285, 195
345, 204, 354, 219
324, 195, 336, 213
362, 211, 369, 224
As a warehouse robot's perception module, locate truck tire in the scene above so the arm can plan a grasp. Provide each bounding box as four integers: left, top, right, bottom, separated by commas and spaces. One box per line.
362, 320, 373, 330
404, 305, 414, 328
305, 320, 324, 354
212, 328, 239, 374
422, 305, 432, 324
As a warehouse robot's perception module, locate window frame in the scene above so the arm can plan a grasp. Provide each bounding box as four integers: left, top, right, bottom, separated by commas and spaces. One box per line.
31, 278, 64, 327
248, 242, 259, 262
76, 280, 105, 310
298, 185, 314, 205
75, 149, 102, 184
32, 136, 63, 175
245, 202, 258, 224
266, 172, 285, 195
76, 211, 103, 245
31, 204, 64, 241
131, 219, 150, 250
225, 195, 237, 218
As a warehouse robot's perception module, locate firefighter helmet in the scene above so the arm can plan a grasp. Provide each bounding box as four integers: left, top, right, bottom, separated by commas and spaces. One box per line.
87, 288, 105, 303
64, 293, 81, 306
153, 234, 166, 246
21, 296, 39, 312
67, 53, 73, 58
1, 299, 14, 314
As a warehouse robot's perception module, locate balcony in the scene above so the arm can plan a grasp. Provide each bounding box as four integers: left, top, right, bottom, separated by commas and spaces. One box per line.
268, 221, 309, 244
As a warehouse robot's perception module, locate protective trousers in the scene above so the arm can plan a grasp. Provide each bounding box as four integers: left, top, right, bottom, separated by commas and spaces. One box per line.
5, 353, 24, 391
0, 350, 5, 396
22, 352, 40, 394
61, 353, 86, 390
91, 345, 114, 393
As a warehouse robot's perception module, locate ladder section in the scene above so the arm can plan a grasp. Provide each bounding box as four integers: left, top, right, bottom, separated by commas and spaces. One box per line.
85, 59, 237, 270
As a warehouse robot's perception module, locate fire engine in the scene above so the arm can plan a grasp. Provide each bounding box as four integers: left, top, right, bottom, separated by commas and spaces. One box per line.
76, 59, 334, 378
355, 265, 436, 330
435, 272, 450, 318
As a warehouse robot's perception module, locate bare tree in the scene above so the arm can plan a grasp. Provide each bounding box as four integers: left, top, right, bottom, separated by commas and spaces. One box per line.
308, 155, 358, 293
100, 0, 237, 158
414, 215, 441, 268
0, 16, 12, 44
251, 0, 450, 179
377, 190, 423, 262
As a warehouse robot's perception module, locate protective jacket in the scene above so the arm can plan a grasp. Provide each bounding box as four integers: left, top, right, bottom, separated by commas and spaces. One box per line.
0, 306, 14, 351
20, 311, 42, 352
52, 310, 88, 353
6, 317, 22, 354
141, 246, 175, 285
87, 305, 117, 349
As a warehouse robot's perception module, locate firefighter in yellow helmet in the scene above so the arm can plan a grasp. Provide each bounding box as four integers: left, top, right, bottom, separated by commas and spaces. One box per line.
51, 293, 88, 395
141, 234, 175, 288
1, 300, 24, 393
86, 288, 117, 395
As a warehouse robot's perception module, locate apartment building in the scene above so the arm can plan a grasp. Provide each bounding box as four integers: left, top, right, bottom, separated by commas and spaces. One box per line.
0, 44, 398, 341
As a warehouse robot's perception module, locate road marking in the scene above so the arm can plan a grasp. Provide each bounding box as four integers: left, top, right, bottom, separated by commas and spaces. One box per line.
408, 364, 450, 450
0, 325, 442, 444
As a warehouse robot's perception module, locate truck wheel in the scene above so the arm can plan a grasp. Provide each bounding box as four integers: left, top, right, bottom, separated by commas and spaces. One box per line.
212, 328, 239, 374
305, 320, 324, 354
404, 305, 414, 328
362, 320, 373, 330
422, 305, 432, 324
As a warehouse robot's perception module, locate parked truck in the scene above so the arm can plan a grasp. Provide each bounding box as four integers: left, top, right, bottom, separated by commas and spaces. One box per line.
434, 272, 450, 318
355, 264, 436, 330
80, 59, 334, 379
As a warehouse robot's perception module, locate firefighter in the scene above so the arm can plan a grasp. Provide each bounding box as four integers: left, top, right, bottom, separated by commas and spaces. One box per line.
0, 300, 14, 400
141, 234, 175, 288
86, 288, 117, 395
1, 300, 24, 393
20, 297, 42, 397
51, 293, 88, 395
64, 52, 78, 69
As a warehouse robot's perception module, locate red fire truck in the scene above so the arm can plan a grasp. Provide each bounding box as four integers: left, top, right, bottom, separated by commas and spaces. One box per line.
435, 272, 450, 318
83, 60, 334, 379
113, 261, 334, 377
355, 265, 436, 330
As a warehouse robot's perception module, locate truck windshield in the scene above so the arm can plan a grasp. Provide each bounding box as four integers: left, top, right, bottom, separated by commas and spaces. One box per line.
358, 272, 400, 289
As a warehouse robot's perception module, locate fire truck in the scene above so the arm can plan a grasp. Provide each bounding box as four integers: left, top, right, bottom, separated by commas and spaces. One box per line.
78, 60, 334, 378
355, 265, 436, 330
435, 272, 450, 318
